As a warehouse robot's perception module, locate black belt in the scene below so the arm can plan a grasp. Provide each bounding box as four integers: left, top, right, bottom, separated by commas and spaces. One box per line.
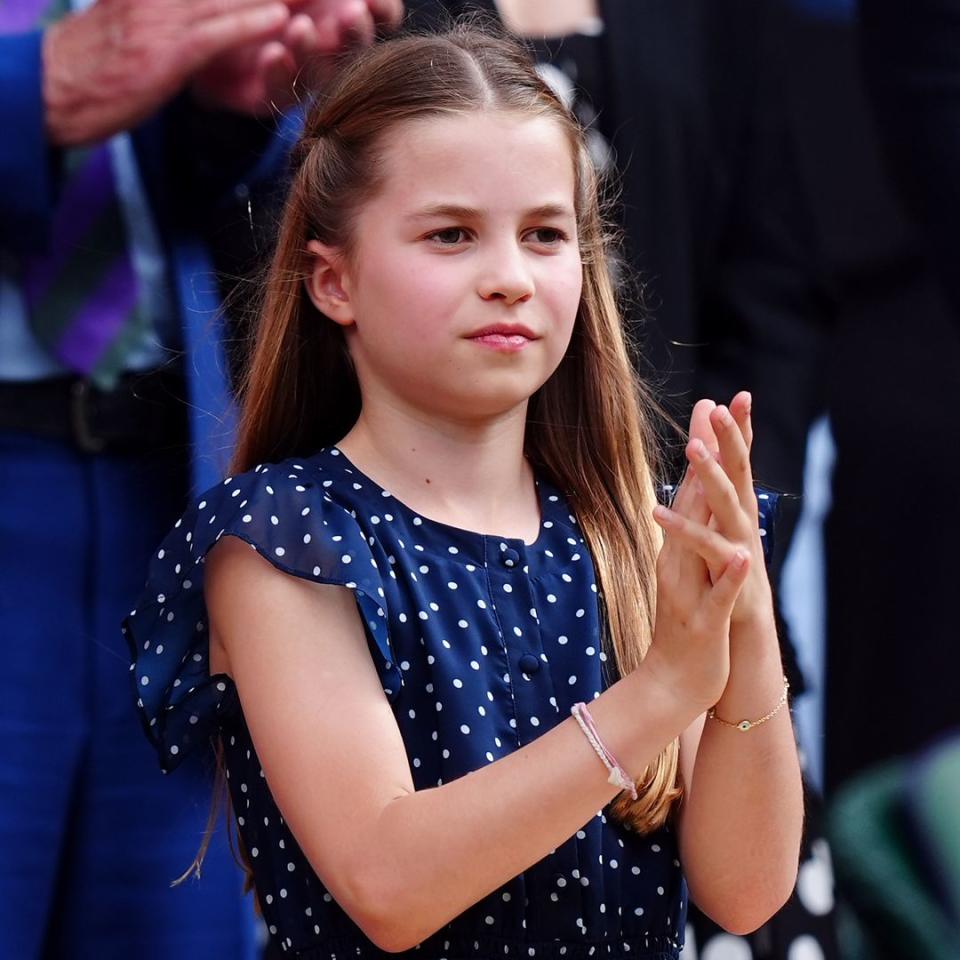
0, 369, 190, 454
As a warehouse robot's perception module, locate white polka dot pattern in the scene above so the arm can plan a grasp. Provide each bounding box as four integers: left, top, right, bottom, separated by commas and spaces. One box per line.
124, 447, 781, 960
123, 456, 401, 772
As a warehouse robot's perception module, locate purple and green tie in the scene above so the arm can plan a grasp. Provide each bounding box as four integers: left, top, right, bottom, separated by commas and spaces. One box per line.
1, 0, 147, 390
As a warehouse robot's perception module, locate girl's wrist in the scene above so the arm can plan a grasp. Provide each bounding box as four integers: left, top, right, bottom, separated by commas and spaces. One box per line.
714, 638, 787, 718
636, 646, 726, 723
730, 594, 777, 643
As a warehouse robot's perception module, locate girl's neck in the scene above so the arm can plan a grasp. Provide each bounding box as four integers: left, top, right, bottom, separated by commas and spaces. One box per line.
336, 405, 541, 544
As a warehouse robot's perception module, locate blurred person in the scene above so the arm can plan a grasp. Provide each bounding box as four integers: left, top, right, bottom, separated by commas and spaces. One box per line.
0, 0, 401, 957
767, 1, 960, 797
768, 4, 960, 953
859, 0, 960, 320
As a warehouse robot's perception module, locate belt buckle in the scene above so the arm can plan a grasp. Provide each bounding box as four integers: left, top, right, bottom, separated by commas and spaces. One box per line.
70, 380, 107, 454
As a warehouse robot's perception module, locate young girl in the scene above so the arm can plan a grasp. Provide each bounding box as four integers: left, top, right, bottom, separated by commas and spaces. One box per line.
124, 22, 803, 959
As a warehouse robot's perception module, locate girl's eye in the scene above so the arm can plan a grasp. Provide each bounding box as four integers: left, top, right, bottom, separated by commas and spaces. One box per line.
526, 228, 568, 245
427, 228, 470, 245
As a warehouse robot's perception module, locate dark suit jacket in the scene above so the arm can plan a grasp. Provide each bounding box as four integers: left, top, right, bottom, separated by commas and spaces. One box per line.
775, 5, 960, 793
0, 28, 292, 491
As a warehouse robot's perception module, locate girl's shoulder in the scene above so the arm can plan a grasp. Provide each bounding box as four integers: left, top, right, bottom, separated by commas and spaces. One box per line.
143, 448, 386, 602
123, 448, 400, 772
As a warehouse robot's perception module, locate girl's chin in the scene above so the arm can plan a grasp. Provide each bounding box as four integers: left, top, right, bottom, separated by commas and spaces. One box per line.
398, 384, 531, 424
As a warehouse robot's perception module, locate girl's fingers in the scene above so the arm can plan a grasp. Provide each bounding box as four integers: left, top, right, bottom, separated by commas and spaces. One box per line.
681, 398, 719, 525
671, 398, 716, 520
704, 550, 751, 622
653, 504, 741, 570
709, 404, 753, 494
685, 438, 748, 536
682, 471, 711, 528
667, 462, 698, 517
711, 394, 756, 515
675, 392, 756, 535
709, 403, 756, 512
658, 477, 712, 599
729, 391, 753, 452
688, 398, 720, 459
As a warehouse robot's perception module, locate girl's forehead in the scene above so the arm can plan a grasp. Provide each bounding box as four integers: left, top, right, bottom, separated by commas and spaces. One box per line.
375, 111, 577, 212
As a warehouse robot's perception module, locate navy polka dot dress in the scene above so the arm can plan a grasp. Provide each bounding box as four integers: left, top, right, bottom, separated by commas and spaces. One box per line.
124, 447, 779, 960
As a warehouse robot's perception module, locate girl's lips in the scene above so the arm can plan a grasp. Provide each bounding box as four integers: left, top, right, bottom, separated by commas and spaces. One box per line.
469, 333, 533, 351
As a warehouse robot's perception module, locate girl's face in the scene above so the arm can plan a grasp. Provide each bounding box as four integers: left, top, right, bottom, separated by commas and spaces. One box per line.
313, 111, 584, 424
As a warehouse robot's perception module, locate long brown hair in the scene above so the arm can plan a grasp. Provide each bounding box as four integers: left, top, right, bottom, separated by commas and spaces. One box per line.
187, 18, 680, 893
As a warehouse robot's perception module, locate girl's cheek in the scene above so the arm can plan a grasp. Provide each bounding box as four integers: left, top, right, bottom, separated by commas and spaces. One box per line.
543, 250, 583, 289
404, 273, 467, 315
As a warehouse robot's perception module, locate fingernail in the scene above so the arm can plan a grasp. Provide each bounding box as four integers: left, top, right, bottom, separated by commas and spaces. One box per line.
734, 550, 749, 570
653, 505, 674, 523
743, 392, 752, 415
690, 439, 709, 461
716, 405, 732, 426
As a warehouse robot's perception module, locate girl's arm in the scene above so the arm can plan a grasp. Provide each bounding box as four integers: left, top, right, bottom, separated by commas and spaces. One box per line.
667, 397, 804, 933
204, 525, 746, 953
677, 625, 802, 934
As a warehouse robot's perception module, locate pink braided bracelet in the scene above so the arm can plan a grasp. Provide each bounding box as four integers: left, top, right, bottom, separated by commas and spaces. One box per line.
571, 701, 638, 800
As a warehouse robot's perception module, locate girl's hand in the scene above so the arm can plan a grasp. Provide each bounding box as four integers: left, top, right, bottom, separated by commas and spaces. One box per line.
645, 453, 753, 713
687, 391, 775, 630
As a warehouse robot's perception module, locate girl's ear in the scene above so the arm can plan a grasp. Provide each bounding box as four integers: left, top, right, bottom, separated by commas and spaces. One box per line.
304, 240, 355, 327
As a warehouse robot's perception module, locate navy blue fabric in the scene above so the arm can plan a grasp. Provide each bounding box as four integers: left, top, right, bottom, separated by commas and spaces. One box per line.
0, 20, 302, 957
126, 447, 780, 959
0, 25, 297, 493
0, 430, 257, 960
0, 32, 57, 253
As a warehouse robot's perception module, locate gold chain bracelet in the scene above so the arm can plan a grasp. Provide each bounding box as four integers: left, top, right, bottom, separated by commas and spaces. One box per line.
706, 677, 790, 732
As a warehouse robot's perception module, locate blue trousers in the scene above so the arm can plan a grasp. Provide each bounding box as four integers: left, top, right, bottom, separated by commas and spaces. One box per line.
0, 430, 258, 960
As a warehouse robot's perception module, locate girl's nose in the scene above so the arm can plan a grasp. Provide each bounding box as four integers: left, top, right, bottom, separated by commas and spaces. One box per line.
477, 243, 535, 305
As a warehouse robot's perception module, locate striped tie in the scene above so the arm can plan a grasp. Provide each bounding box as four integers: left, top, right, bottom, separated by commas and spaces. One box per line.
2, 0, 148, 390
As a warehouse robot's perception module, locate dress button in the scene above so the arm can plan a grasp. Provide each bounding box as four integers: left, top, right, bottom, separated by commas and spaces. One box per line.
519, 654, 540, 674
502, 547, 521, 569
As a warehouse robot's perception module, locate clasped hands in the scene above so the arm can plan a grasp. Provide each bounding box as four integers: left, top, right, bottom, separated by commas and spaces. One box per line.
647, 391, 777, 712
44, 0, 404, 145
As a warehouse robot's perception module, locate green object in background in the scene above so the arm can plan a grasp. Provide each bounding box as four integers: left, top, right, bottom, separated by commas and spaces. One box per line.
826, 733, 960, 960
907, 736, 960, 929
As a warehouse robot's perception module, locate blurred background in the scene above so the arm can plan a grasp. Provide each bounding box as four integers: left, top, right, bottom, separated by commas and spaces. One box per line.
1, 0, 958, 957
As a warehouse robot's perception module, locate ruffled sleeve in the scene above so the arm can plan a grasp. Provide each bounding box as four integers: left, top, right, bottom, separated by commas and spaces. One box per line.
122, 459, 402, 773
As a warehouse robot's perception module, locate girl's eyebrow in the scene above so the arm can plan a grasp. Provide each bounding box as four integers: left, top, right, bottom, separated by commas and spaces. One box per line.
404, 202, 575, 222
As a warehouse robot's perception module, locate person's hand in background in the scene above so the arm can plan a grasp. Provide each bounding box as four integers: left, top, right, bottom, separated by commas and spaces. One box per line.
192, 0, 405, 116
43, 0, 404, 145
